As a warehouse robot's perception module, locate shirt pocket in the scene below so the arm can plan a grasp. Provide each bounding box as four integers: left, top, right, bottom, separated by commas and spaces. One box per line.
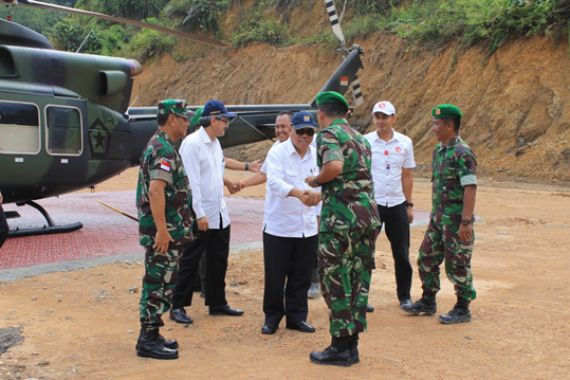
285, 168, 299, 184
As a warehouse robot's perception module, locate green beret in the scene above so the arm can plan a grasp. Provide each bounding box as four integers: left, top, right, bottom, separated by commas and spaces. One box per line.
190, 106, 204, 128
316, 91, 349, 112
432, 104, 462, 120
158, 99, 188, 119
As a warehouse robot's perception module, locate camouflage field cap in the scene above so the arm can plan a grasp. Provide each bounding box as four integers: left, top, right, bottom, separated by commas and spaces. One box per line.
316, 91, 349, 113
432, 104, 462, 120
158, 99, 189, 119
190, 106, 204, 128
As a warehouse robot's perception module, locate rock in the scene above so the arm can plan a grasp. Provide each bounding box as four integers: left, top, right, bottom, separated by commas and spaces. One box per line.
37, 360, 50, 367
128, 287, 138, 294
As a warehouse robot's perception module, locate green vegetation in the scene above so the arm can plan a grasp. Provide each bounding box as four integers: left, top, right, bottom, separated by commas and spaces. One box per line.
2, 0, 568, 58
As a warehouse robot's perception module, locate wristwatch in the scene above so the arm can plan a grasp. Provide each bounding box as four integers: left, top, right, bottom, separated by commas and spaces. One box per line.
244, 162, 249, 171
461, 217, 474, 226
404, 201, 414, 208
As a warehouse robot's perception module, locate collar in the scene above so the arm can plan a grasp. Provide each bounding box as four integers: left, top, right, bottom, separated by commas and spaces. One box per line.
198, 126, 215, 144
437, 135, 461, 152
373, 129, 399, 144
158, 129, 174, 145
285, 138, 313, 160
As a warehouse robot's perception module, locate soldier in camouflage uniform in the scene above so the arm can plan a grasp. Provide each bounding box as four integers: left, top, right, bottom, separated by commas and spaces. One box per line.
306, 91, 380, 366
135, 99, 195, 360
403, 104, 477, 324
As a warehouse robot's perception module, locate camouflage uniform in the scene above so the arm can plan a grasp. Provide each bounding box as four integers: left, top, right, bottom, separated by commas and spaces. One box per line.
136, 130, 194, 329
317, 118, 381, 338
418, 136, 477, 302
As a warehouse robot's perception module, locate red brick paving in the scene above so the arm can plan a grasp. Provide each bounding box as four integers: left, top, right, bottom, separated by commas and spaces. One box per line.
0, 191, 429, 271
0, 192, 264, 270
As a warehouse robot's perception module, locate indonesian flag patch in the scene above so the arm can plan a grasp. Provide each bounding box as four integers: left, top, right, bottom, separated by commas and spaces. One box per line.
340, 76, 349, 86
160, 160, 171, 172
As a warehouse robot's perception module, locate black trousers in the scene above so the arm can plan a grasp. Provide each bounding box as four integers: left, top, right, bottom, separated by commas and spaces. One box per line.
0, 205, 8, 249
172, 224, 231, 308
378, 202, 412, 301
263, 232, 317, 325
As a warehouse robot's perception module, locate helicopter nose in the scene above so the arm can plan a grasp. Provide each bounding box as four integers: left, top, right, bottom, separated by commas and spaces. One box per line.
129, 59, 143, 77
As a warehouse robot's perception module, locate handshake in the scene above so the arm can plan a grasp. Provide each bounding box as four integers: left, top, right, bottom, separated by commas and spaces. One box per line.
225, 179, 246, 194
297, 189, 321, 207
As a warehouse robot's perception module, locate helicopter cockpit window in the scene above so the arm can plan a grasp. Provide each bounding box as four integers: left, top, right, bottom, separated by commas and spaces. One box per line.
0, 101, 40, 155
46, 106, 82, 156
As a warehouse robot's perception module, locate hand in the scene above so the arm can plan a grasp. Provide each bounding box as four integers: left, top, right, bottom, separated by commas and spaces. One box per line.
302, 190, 321, 206
248, 160, 261, 173
197, 217, 209, 232
0, 191, 3, 205
153, 228, 174, 254
458, 223, 473, 243
305, 176, 319, 188
226, 180, 243, 194
407, 207, 414, 224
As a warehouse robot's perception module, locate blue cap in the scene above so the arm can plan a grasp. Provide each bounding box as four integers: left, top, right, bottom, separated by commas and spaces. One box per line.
202, 99, 237, 119
291, 111, 317, 129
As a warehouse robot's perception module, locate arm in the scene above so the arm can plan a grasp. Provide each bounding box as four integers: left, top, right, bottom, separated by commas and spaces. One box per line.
149, 179, 172, 254
402, 168, 414, 223
306, 161, 342, 187
459, 185, 477, 242
242, 172, 267, 187
225, 157, 261, 173
266, 149, 295, 199
179, 141, 208, 231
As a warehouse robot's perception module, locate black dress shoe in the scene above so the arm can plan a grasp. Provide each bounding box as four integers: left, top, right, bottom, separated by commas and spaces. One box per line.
261, 322, 278, 335
209, 305, 244, 316
399, 299, 413, 310
366, 303, 375, 313
286, 320, 315, 333
170, 308, 193, 324
403, 298, 437, 315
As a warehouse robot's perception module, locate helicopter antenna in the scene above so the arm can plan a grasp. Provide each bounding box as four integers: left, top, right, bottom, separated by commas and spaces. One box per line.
11, 0, 228, 48
324, 0, 364, 108
75, 28, 94, 53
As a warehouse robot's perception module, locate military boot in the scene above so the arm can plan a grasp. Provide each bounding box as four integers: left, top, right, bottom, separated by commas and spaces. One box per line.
439, 298, 471, 324
310, 337, 354, 367
136, 328, 179, 360
349, 333, 360, 364
136, 332, 179, 350
402, 297, 436, 315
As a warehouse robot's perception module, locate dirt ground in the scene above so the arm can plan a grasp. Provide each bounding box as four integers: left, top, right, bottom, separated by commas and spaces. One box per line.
1, 169, 569, 379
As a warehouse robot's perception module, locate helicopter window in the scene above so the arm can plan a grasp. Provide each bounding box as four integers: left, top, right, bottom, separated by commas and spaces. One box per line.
46, 106, 82, 156
0, 101, 40, 155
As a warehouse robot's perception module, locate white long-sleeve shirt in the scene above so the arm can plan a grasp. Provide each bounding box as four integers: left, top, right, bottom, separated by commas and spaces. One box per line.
365, 130, 416, 207
179, 127, 230, 229
264, 138, 319, 238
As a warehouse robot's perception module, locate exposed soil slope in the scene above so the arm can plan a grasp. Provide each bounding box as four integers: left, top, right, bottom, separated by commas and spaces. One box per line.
131, 12, 570, 183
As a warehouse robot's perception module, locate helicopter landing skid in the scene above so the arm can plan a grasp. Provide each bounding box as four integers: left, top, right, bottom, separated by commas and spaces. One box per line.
8, 200, 83, 238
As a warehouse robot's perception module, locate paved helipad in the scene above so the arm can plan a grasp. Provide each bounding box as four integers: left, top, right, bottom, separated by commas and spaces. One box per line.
0, 191, 428, 279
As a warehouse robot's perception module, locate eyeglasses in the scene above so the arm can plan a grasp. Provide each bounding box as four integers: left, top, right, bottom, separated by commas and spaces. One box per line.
296, 128, 315, 136
215, 116, 230, 124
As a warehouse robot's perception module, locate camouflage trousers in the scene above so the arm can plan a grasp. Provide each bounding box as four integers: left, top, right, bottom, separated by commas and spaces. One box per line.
418, 214, 476, 302
318, 228, 378, 338
139, 244, 181, 329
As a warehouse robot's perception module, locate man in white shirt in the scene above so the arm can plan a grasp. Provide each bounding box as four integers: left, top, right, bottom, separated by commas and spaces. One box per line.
171, 99, 247, 321
365, 101, 415, 310
261, 111, 321, 335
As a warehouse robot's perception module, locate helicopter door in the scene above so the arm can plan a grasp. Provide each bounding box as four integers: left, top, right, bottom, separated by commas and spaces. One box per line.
0, 101, 41, 155
44, 105, 83, 156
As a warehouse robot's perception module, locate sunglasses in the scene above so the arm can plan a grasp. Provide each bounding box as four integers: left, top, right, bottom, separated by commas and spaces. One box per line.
296, 128, 315, 137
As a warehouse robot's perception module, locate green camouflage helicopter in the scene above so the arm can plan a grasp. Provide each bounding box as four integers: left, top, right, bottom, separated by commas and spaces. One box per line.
0, 0, 364, 236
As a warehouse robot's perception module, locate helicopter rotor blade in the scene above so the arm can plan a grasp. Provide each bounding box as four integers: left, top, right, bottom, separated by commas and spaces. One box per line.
349, 74, 364, 108
18, 0, 228, 48
324, 0, 346, 50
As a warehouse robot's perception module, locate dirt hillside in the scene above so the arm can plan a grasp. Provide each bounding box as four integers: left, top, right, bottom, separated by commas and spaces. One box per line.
131, 5, 570, 184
